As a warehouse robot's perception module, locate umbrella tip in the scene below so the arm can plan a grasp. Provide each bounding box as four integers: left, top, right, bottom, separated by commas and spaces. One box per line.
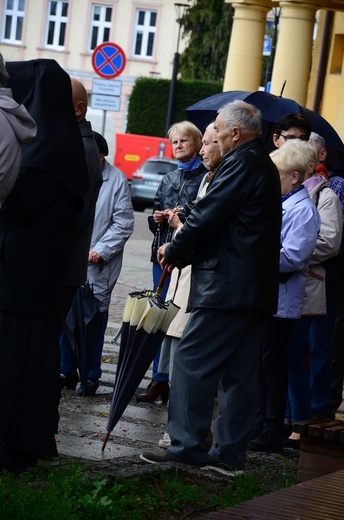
102, 432, 110, 451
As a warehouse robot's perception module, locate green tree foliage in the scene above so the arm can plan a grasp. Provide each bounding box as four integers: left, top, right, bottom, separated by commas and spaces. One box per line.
179, 0, 233, 81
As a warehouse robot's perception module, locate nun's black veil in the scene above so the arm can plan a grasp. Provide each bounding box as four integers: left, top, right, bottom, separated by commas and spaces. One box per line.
6, 59, 88, 199
0, 60, 88, 458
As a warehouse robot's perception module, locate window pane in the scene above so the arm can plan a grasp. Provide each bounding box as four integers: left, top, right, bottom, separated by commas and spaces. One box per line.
135, 33, 142, 55
18, 0, 25, 11
150, 12, 156, 27
16, 17, 23, 40
138, 11, 144, 25
105, 7, 112, 22
50, 2, 57, 15
62, 2, 68, 17
104, 27, 110, 41
147, 32, 154, 56
59, 22, 66, 45
91, 27, 98, 49
93, 6, 100, 21
6, 0, 14, 9
47, 21, 55, 44
4, 17, 12, 39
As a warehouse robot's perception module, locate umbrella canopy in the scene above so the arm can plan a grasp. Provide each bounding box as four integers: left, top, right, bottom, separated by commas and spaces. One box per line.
186, 90, 344, 175
63, 282, 101, 396
102, 266, 179, 450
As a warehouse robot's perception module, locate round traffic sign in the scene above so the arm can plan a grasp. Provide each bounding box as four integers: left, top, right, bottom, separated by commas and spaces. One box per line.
92, 42, 126, 79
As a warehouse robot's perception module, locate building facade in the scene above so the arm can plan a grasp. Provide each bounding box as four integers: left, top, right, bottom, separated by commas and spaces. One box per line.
224, 0, 344, 141
2, 0, 344, 148
0, 0, 188, 161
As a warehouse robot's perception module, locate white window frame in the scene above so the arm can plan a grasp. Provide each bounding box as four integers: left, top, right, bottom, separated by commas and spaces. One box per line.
1, 0, 25, 43
132, 8, 157, 59
44, 0, 69, 49
88, 4, 113, 52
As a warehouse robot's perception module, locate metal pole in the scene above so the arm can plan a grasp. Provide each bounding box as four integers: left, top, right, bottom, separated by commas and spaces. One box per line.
101, 110, 107, 136
165, 52, 180, 136
165, 3, 188, 136
265, 9, 281, 91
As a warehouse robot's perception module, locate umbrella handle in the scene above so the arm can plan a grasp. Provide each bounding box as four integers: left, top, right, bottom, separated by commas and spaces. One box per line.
154, 264, 171, 298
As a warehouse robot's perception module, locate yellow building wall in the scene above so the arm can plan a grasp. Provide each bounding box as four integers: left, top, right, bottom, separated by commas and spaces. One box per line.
308, 10, 344, 140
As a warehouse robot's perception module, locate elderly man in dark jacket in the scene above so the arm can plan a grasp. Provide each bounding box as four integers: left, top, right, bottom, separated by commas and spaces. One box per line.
140, 100, 282, 476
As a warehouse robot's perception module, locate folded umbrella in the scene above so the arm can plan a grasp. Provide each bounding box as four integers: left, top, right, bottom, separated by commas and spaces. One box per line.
102, 266, 179, 450
63, 281, 101, 396
186, 90, 344, 175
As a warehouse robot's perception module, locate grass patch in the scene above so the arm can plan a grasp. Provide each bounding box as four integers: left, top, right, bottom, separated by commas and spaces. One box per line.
0, 461, 296, 519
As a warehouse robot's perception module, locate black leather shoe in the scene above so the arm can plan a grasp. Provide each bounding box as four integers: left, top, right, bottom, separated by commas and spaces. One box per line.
77, 379, 99, 396
248, 431, 284, 453
284, 437, 300, 449
283, 422, 293, 439
0, 445, 37, 473
60, 371, 79, 390
136, 380, 169, 403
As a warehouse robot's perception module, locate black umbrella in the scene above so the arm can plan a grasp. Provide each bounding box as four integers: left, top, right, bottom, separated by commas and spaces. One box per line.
186, 90, 344, 175
102, 266, 179, 450
63, 282, 101, 396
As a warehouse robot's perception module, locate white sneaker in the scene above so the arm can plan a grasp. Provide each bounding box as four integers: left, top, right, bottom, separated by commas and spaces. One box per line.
201, 464, 245, 477
158, 432, 171, 448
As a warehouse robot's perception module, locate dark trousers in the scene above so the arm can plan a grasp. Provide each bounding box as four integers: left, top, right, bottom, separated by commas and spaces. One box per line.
168, 308, 267, 470
331, 302, 344, 410
255, 316, 295, 435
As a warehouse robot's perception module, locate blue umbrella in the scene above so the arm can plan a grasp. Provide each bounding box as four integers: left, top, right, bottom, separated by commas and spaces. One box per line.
186, 90, 344, 175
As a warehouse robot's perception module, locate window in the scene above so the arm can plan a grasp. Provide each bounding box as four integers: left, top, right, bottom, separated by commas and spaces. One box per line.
45, 0, 68, 48
2, 0, 25, 43
132, 9, 157, 58
89, 4, 113, 51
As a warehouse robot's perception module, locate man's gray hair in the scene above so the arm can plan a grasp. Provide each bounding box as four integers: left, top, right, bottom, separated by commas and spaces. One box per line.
0, 53, 9, 88
309, 131, 326, 150
218, 100, 262, 136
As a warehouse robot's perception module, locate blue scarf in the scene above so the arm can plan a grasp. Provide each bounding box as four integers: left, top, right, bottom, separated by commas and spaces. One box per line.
178, 156, 202, 171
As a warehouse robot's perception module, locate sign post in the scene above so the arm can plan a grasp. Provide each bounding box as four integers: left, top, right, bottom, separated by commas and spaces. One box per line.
91, 43, 126, 134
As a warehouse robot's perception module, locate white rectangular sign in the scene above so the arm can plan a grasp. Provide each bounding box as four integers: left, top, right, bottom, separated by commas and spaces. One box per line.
92, 78, 122, 96
91, 94, 120, 111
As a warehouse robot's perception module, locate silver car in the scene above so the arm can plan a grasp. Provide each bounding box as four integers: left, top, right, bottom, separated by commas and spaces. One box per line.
130, 156, 178, 212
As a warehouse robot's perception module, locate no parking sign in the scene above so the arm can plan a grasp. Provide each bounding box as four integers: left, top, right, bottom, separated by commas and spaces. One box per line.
92, 42, 126, 79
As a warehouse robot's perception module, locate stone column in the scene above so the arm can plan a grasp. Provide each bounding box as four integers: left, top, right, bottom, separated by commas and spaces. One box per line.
223, 0, 271, 91
271, 1, 321, 104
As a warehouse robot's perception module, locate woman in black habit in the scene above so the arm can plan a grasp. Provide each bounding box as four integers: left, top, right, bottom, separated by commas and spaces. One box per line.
0, 59, 88, 471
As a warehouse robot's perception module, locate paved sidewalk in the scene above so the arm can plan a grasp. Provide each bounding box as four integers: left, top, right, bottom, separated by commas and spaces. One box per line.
58, 211, 170, 474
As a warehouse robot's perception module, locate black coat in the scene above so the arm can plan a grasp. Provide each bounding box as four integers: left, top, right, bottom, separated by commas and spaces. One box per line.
165, 139, 282, 314
63, 119, 102, 286
150, 163, 207, 263
0, 59, 88, 318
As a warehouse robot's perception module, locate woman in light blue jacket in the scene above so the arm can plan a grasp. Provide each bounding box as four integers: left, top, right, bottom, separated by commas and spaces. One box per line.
249, 141, 320, 453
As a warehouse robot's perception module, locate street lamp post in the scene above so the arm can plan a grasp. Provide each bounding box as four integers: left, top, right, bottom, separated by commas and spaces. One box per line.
165, 3, 189, 136
264, 7, 282, 92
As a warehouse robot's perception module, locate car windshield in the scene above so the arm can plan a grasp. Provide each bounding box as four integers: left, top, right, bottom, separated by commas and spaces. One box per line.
141, 161, 176, 175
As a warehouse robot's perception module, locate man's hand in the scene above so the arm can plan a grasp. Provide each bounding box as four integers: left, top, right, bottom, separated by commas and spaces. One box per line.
157, 243, 174, 272
88, 250, 103, 264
